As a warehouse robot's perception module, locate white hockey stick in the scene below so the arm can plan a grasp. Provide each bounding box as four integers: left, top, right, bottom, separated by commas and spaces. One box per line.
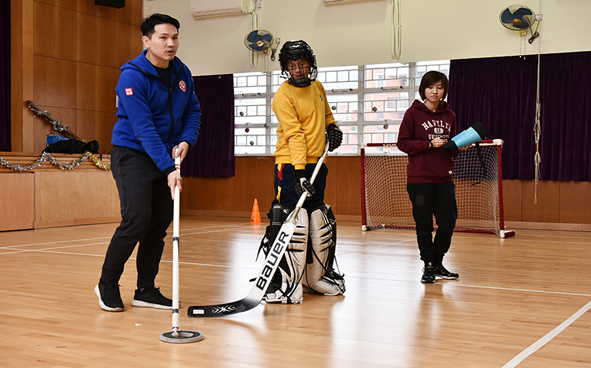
160, 155, 203, 343
171, 156, 182, 332
188, 141, 330, 317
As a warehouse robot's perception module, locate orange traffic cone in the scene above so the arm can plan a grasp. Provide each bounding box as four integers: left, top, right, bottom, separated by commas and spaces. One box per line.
250, 199, 262, 224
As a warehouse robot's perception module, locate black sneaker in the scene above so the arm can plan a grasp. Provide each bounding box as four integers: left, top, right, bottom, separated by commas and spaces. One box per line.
421, 263, 436, 284
435, 265, 459, 280
131, 287, 172, 310
95, 283, 124, 312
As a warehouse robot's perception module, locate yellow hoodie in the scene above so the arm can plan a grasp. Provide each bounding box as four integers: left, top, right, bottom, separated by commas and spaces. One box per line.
272, 80, 336, 170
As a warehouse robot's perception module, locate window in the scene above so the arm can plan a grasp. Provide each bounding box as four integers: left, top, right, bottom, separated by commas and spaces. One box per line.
233, 60, 450, 156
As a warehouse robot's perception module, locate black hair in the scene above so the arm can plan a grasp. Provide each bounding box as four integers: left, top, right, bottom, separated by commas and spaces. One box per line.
141, 13, 180, 38
418, 71, 449, 101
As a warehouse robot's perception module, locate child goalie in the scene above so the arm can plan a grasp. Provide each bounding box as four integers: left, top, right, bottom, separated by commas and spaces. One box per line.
258, 40, 346, 304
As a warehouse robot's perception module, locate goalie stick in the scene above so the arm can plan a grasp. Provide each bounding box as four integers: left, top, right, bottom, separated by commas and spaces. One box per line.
187, 140, 331, 318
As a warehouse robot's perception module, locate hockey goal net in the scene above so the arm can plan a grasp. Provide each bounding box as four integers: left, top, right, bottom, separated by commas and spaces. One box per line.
361, 139, 515, 238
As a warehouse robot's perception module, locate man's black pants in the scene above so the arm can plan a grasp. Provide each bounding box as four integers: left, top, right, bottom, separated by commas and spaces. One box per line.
100, 146, 173, 288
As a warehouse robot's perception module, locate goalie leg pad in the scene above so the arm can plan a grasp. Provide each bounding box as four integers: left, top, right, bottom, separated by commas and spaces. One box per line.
263, 205, 308, 304
303, 204, 345, 295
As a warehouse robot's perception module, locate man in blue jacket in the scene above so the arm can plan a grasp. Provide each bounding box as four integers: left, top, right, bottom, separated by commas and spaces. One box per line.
95, 13, 201, 312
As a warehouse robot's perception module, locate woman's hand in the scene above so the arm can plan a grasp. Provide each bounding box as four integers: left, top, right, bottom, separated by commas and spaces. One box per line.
431, 138, 448, 148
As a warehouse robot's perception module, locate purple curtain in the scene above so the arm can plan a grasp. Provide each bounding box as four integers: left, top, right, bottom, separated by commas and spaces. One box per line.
182, 74, 235, 177
448, 52, 591, 181
0, 0, 10, 151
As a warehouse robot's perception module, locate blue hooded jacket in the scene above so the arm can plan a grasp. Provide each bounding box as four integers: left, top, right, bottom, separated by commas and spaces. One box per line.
112, 50, 201, 174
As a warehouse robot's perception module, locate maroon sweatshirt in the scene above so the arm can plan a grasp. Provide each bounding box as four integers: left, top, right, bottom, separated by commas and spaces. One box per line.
397, 100, 457, 184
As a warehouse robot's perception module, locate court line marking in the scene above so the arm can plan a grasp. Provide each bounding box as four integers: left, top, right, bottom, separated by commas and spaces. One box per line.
455, 283, 591, 297
0, 224, 249, 250
3, 224, 589, 251
0, 243, 113, 255
0, 248, 261, 270
4, 243, 591, 299
502, 299, 591, 368
0, 237, 111, 249
4, 234, 591, 296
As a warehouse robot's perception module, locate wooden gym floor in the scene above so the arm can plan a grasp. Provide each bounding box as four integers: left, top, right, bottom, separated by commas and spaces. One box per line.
0, 216, 590, 368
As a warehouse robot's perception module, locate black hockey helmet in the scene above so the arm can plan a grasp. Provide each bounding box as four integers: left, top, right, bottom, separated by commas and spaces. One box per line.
279, 40, 318, 87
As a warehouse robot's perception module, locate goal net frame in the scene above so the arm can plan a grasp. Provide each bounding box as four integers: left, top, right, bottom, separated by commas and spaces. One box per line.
361, 139, 515, 238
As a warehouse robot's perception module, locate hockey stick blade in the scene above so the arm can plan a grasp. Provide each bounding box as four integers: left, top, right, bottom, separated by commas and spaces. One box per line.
187, 140, 331, 318
188, 222, 297, 317
186, 296, 261, 317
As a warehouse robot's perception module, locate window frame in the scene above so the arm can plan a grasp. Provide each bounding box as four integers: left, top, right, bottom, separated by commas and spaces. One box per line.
233, 60, 450, 156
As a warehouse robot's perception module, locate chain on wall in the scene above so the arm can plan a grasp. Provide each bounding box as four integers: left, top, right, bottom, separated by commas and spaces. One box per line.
0, 152, 92, 172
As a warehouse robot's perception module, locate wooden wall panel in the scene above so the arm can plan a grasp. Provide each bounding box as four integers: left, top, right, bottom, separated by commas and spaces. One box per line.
33, 2, 77, 61
75, 109, 116, 149
75, 110, 97, 144
34, 170, 120, 227
233, 156, 275, 212
36, 0, 77, 10
98, 17, 119, 68
13, 0, 143, 154
521, 180, 560, 223
182, 157, 361, 217
324, 157, 337, 213
33, 55, 78, 109
502, 179, 522, 222
75, 15, 118, 68
96, 66, 119, 113
115, 21, 141, 69
0, 173, 35, 231
76, 62, 98, 111
329, 156, 362, 216
115, 0, 142, 25
76, 12, 99, 65
32, 2, 56, 58
53, 6, 79, 61
76, 63, 118, 113
184, 177, 236, 212
96, 111, 117, 152
559, 182, 591, 224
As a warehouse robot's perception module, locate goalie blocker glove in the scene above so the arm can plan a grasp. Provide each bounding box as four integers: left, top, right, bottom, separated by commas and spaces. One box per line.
294, 170, 316, 198
327, 124, 343, 152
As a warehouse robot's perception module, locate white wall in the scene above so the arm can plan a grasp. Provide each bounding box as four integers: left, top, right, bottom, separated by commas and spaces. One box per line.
143, 0, 591, 76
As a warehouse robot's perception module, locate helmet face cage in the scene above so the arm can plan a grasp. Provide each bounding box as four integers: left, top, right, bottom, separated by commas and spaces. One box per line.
279, 40, 318, 87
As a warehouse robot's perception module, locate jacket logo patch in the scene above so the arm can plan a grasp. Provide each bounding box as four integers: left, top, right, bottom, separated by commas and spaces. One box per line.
179, 80, 187, 92
125, 88, 133, 96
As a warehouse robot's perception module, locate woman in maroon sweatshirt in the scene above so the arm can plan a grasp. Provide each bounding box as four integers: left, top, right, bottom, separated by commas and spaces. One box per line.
397, 71, 459, 284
